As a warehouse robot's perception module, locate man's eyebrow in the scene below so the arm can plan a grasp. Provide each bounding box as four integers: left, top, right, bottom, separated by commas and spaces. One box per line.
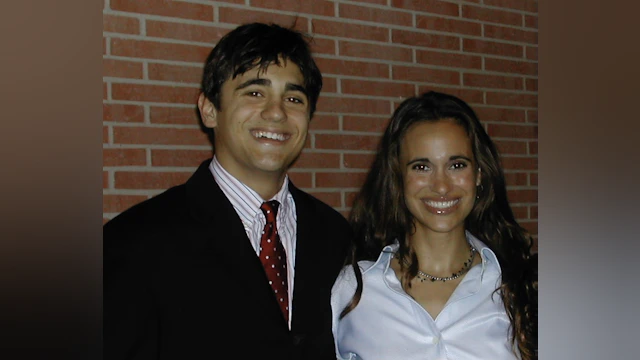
285, 83, 308, 96
235, 78, 270, 91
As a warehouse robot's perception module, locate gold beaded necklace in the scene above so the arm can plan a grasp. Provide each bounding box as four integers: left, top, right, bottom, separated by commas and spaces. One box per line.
397, 244, 477, 282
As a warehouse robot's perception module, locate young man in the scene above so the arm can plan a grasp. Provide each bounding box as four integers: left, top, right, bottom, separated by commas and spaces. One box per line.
104, 23, 352, 359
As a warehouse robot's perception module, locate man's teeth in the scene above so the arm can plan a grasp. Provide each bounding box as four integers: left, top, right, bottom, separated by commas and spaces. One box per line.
255, 131, 286, 141
426, 199, 459, 208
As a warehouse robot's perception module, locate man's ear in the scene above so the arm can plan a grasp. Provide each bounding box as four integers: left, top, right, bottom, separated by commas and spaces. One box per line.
198, 93, 217, 129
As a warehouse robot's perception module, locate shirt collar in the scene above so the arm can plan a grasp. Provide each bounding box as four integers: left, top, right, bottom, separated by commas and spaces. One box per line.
377, 231, 502, 278
210, 156, 291, 227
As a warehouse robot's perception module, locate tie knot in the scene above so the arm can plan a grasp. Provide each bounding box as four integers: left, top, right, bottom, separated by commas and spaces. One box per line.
260, 200, 280, 223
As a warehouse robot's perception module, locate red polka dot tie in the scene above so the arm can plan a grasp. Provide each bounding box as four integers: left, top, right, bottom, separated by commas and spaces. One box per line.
259, 200, 289, 323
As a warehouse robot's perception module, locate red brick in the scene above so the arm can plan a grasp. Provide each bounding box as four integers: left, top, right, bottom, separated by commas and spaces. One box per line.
417, 86, 484, 104
104, 82, 108, 100
309, 115, 339, 131
287, 172, 312, 188
506, 189, 537, 203
312, 19, 388, 42
110, 0, 213, 21
340, 41, 412, 62
463, 73, 523, 90
462, 5, 522, 26
103, 59, 143, 79
315, 134, 380, 151
342, 79, 415, 98
345, 191, 359, 208
151, 149, 212, 167
530, 205, 538, 218
103, 194, 149, 213
252, 0, 335, 16
484, 0, 537, 13
416, 15, 481, 36
529, 173, 538, 186
219, 7, 305, 29
103, 171, 109, 189
488, 123, 537, 139
391, 0, 459, 16
463, 39, 522, 58
393, 66, 460, 86
486, 58, 538, 76
343, 116, 390, 133
486, 91, 537, 107
353, 0, 387, 4
528, 141, 538, 155
484, 24, 537, 44
519, 220, 538, 235
473, 106, 526, 123
316, 171, 367, 189
392, 29, 459, 51
307, 191, 342, 208
344, 153, 376, 169
309, 191, 342, 208
504, 172, 528, 186
293, 152, 341, 168
524, 48, 537, 63
500, 156, 538, 171
104, 104, 145, 123
494, 140, 528, 155
104, 126, 110, 143
112, 83, 200, 105
339, 4, 412, 26
111, 38, 211, 63
148, 63, 203, 84
525, 78, 538, 92
322, 77, 338, 93
311, 38, 336, 56
416, 50, 482, 70
103, 14, 139, 34
146, 21, 226, 44
525, 15, 538, 29
113, 126, 210, 146
104, 148, 147, 166
317, 96, 391, 115
103, 37, 107, 55
526, 109, 537, 123
315, 58, 389, 79
150, 106, 200, 125
510, 205, 528, 219
115, 171, 192, 190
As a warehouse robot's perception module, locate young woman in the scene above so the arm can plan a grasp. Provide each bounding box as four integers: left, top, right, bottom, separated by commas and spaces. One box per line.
331, 91, 537, 360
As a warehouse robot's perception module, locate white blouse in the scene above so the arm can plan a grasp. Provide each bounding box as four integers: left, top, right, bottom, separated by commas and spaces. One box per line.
331, 232, 520, 360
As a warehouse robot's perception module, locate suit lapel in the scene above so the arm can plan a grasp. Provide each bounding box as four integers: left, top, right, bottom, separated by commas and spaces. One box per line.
185, 159, 290, 329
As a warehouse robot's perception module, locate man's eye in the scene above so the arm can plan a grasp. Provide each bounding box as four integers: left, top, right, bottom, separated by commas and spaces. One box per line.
247, 91, 262, 97
287, 97, 304, 104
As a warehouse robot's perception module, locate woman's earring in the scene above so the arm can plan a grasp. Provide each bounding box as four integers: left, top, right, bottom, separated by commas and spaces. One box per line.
476, 184, 483, 199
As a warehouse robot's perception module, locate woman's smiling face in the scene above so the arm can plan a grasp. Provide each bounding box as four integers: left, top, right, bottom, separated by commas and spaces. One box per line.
400, 119, 481, 236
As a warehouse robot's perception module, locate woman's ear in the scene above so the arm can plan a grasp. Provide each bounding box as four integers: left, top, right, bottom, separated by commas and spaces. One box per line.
198, 93, 217, 128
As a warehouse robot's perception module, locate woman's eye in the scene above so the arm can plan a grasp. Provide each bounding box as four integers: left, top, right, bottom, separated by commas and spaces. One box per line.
412, 164, 430, 172
451, 162, 468, 170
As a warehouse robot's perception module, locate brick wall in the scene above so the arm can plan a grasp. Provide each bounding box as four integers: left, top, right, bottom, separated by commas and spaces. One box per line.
103, 0, 538, 243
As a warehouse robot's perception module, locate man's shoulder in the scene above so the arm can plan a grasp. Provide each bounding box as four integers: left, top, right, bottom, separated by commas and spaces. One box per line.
291, 186, 348, 224
105, 184, 188, 227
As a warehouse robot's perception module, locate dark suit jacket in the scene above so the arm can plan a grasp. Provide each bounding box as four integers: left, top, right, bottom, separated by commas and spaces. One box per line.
104, 159, 352, 360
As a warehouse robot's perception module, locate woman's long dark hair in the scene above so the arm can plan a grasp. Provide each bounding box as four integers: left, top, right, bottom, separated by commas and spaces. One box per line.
342, 91, 537, 359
